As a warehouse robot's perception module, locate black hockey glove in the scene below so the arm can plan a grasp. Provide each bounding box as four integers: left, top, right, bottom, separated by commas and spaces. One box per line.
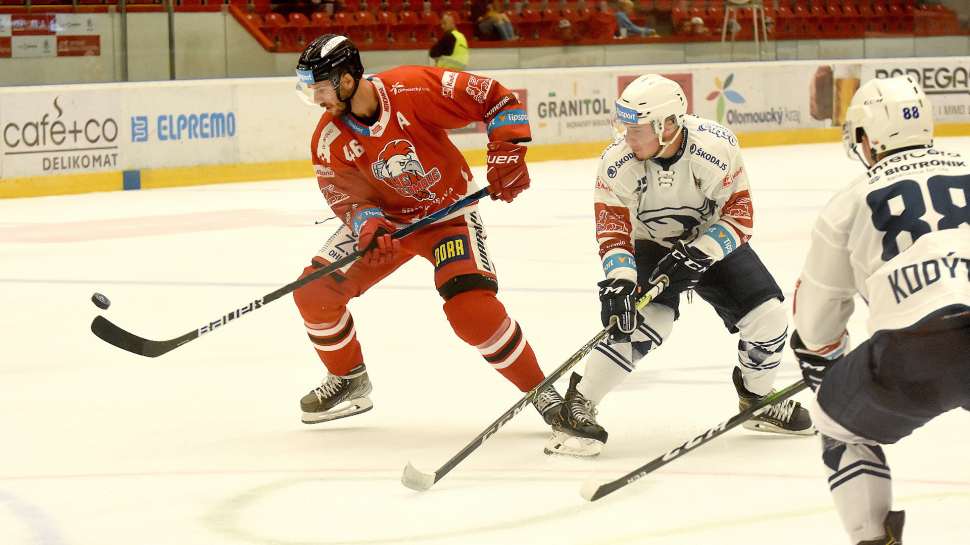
598, 278, 640, 343
648, 241, 713, 295
791, 330, 844, 392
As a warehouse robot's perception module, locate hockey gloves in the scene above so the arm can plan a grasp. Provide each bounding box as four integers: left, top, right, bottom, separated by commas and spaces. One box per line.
357, 215, 401, 267
598, 278, 641, 343
791, 329, 847, 392
648, 241, 713, 295
486, 141, 530, 203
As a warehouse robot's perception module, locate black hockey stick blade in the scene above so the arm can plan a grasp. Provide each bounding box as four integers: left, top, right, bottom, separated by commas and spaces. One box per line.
401, 281, 666, 492
579, 379, 809, 502
91, 316, 196, 358
91, 188, 490, 358
402, 326, 612, 492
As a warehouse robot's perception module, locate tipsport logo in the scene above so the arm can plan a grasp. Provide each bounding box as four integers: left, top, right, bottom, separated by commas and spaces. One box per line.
705, 74, 745, 124
296, 69, 315, 84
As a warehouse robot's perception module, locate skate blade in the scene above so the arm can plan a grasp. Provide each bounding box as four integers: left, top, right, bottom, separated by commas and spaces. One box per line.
543, 431, 603, 459
742, 420, 815, 436
302, 397, 374, 424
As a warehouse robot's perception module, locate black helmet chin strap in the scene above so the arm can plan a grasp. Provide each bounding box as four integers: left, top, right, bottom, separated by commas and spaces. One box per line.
333, 73, 362, 114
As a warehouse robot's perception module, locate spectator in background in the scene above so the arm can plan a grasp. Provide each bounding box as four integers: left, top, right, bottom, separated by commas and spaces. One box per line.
472, 0, 518, 40
692, 16, 711, 34
429, 13, 470, 69
615, 0, 656, 37
677, 17, 694, 35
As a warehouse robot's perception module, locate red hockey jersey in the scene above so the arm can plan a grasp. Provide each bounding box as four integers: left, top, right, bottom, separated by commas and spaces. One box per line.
309, 66, 531, 235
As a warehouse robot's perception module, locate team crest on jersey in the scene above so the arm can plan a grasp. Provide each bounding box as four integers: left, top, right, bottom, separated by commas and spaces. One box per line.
637, 200, 718, 245
596, 208, 630, 235
319, 183, 349, 206
370, 139, 442, 201
466, 76, 492, 104
722, 193, 753, 226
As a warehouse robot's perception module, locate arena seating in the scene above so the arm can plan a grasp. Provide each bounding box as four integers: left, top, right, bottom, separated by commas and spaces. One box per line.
1, 0, 963, 51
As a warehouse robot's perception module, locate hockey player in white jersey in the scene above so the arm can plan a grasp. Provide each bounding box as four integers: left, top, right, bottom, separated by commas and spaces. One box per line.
792, 75, 970, 544
545, 74, 812, 458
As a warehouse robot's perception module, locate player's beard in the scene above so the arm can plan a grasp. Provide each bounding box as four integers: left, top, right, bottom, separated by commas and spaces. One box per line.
324, 99, 347, 117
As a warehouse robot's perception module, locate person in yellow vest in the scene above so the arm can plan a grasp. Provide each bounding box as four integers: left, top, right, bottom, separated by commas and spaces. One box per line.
429, 13, 469, 70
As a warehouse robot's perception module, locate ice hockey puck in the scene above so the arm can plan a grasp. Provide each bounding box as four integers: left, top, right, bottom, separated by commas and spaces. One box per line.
92, 292, 111, 310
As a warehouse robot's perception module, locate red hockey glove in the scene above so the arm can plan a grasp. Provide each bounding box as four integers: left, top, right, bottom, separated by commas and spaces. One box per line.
486, 141, 530, 203
358, 215, 401, 267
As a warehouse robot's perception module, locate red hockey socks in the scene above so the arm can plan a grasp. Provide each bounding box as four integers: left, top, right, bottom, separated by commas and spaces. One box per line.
292, 265, 363, 377
443, 290, 544, 392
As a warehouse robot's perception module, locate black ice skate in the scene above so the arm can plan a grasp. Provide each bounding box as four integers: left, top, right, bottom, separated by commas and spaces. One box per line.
532, 385, 564, 425
301, 364, 373, 424
544, 373, 608, 459
733, 366, 813, 436
858, 510, 905, 545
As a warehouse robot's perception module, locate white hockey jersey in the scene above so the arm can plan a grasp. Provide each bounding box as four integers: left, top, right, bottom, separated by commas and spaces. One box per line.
593, 115, 754, 282
793, 145, 970, 350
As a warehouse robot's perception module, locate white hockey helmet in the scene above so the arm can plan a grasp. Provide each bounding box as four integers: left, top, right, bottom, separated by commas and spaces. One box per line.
842, 75, 933, 164
612, 74, 688, 145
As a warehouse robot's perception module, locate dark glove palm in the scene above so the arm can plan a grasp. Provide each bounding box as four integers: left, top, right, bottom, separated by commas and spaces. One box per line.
598, 278, 640, 342
648, 241, 713, 295
791, 330, 842, 392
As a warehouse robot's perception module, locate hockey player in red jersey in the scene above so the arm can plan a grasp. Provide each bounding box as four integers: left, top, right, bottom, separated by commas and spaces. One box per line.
291, 34, 563, 425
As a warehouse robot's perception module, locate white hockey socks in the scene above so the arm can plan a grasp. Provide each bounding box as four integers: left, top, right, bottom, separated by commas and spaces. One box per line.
735, 299, 788, 396
820, 434, 894, 543
578, 304, 674, 405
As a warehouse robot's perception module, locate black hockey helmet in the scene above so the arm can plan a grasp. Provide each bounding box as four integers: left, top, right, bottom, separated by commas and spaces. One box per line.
296, 34, 364, 91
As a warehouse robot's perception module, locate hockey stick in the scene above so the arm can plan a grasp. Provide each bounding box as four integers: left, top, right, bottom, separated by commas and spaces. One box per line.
401, 280, 666, 492
91, 187, 491, 358
579, 378, 810, 502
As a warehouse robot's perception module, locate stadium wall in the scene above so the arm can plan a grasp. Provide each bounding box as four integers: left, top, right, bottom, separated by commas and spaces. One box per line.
3, 57, 970, 198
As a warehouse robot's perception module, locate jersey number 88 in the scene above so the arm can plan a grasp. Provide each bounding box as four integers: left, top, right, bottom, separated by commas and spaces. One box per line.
866, 174, 970, 261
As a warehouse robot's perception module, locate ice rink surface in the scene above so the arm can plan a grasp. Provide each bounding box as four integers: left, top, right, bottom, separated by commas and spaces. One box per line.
2, 139, 968, 545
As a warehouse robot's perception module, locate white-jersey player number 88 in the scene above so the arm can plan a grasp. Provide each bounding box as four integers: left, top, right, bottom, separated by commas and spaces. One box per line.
867, 174, 970, 261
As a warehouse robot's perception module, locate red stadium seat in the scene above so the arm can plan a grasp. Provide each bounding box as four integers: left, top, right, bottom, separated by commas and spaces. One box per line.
419, 9, 441, 41
288, 12, 314, 47
560, 2, 591, 35
311, 11, 336, 35
376, 9, 398, 42
392, 8, 421, 43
